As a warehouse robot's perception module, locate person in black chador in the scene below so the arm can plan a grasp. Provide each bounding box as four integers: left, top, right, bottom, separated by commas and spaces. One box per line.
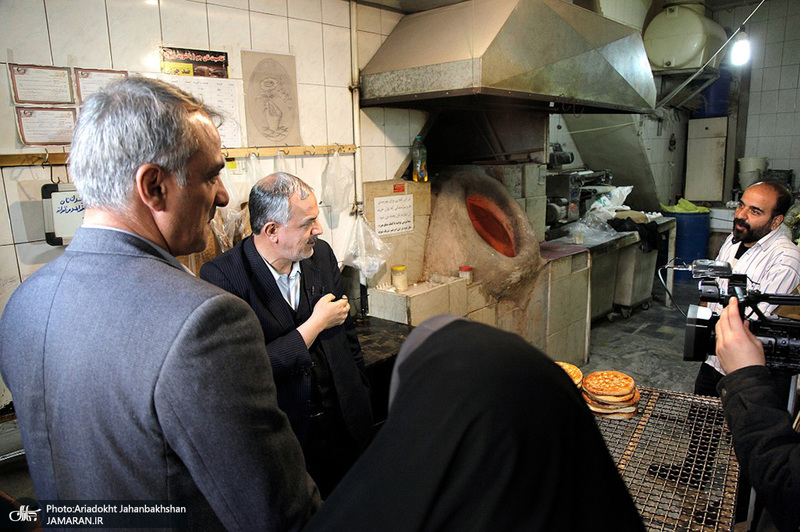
305, 315, 646, 531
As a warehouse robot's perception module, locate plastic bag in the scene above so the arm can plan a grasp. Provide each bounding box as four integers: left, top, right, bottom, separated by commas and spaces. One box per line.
342, 214, 395, 279
660, 198, 709, 213
321, 151, 353, 215
586, 185, 633, 222
275, 148, 291, 173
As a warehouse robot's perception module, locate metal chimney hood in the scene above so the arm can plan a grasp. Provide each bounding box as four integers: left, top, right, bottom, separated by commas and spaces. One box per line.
360, 0, 657, 114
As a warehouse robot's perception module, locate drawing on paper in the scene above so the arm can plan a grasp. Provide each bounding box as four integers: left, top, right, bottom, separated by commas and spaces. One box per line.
242, 51, 301, 146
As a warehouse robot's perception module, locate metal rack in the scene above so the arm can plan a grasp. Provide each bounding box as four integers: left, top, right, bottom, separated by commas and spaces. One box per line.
597, 388, 739, 531
0, 144, 357, 168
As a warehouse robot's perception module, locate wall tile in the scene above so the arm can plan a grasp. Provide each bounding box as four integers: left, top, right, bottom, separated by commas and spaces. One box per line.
322, 0, 350, 27
356, 3, 381, 33
780, 64, 799, 89
759, 112, 778, 136
778, 88, 797, 113
0, 173, 13, 247
766, 16, 787, 45
16, 241, 64, 281
0, 0, 51, 65
0, 68, 20, 153
384, 108, 409, 148
208, 4, 251, 78
288, 19, 324, 85
250, 12, 290, 53
385, 146, 408, 181
356, 29, 381, 70
297, 83, 327, 144
360, 146, 386, 182
0, 244, 20, 314
756, 136, 777, 160
161, 0, 210, 50
250, 0, 288, 16
750, 67, 764, 93
46, 0, 111, 68
209, 0, 249, 9
288, 0, 322, 23
761, 90, 779, 113
783, 38, 800, 66
4, 165, 66, 244
107, 0, 162, 72
325, 86, 354, 144
764, 40, 785, 67
360, 108, 385, 147
323, 24, 351, 87
762, 65, 782, 90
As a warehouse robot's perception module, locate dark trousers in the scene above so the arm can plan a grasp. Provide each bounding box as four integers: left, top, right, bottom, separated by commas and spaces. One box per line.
303, 406, 360, 499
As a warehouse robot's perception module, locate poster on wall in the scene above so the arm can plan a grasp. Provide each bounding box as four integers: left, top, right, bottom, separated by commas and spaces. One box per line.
160, 46, 229, 78
75, 68, 128, 103
241, 50, 301, 147
374, 194, 414, 236
146, 73, 243, 148
8, 64, 74, 104
15, 107, 76, 145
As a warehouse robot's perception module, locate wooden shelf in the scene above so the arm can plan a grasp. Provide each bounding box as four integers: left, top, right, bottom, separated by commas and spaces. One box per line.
0, 144, 357, 168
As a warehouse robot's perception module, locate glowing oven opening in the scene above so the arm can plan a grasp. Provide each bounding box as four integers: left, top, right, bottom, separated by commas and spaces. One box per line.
465, 194, 517, 258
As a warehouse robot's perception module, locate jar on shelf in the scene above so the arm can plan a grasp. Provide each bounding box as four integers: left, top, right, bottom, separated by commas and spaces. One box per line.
458, 265, 473, 284
391, 265, 408, 292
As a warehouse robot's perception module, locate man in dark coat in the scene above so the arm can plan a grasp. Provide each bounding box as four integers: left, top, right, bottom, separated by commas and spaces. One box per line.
200, 172, 372, 497
0, 77, 319, 531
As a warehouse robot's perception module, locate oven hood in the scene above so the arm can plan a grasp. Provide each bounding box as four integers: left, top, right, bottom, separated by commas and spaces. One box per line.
360, 0, 657, 114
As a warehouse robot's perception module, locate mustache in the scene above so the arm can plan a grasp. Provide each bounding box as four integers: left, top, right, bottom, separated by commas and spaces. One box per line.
734, 218, 749, 230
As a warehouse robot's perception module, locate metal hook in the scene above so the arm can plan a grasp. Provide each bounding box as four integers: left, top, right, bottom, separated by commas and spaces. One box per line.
42, 149, 50, 167
311, 144, 316, 155
282, 146, 290, 156
255, 146, 260, 158
222, 146, 229, 158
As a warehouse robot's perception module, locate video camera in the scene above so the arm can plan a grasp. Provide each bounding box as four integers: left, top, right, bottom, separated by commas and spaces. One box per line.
682, 259, 800, 374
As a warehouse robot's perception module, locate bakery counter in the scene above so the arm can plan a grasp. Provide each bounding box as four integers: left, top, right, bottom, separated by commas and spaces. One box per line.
356, 315, 412, 425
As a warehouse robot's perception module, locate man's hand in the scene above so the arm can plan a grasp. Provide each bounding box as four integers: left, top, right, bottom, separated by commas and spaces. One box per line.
311, 293, 350, 330
715, 297, 766, 374
297, 294, 350, 348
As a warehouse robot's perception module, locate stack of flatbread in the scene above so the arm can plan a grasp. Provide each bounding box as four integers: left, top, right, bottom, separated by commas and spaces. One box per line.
581, 370, 639, 419
555, 362, 583, 388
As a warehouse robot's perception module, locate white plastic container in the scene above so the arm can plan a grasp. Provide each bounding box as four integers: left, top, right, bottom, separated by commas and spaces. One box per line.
643, 3, 727, 70
738, 157, 768, 174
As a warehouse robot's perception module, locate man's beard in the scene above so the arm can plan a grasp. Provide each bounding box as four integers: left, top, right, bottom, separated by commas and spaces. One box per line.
731, 217, 773, 244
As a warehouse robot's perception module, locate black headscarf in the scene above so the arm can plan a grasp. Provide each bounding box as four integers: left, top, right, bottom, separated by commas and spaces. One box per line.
306, 316, 645, 531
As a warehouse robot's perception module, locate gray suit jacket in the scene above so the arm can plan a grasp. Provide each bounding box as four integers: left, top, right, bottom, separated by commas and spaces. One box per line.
0, 228, 319, 531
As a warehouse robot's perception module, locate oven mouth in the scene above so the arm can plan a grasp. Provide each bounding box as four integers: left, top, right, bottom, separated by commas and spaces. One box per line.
466, 193, 517, 258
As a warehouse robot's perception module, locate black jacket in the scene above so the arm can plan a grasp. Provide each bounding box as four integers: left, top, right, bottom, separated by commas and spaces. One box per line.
718, 366, 800, 532
200, 236, 373, 449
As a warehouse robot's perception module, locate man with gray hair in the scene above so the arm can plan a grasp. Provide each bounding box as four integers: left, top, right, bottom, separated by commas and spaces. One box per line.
200, 172, 373, 498
0, 77, 319, 530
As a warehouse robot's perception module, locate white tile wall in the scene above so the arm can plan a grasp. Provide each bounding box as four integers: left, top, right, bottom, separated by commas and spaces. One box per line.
47, 0, 112, 68
718, 0, 800, 179
0, 0, 410, 275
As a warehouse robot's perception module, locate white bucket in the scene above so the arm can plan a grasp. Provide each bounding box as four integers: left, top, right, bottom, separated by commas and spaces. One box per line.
739, 171, 761, 190
738, 157, 768, 174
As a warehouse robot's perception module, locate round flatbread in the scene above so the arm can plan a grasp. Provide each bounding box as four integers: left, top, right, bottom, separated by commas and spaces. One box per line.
555, 362, 583, 387
582, 371, 635, 397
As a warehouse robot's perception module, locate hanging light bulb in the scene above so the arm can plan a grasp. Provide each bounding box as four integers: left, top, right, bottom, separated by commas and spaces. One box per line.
731, 32, 751, 66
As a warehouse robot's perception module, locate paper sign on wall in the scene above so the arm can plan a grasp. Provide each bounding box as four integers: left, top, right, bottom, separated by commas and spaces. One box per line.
42, 183, 84, 246
374, 194, 414, 236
